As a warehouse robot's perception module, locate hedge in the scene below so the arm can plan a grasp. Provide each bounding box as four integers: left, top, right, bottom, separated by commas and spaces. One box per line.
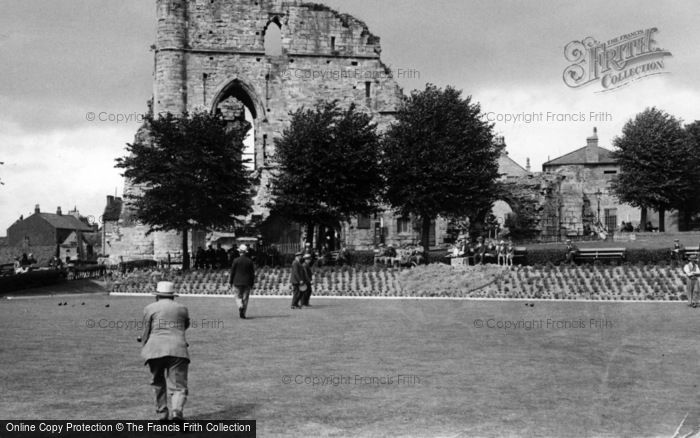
523, 246, 674, 266
0, 270, 66, 293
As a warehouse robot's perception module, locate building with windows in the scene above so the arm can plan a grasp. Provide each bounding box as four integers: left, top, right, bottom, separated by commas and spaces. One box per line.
5, 204, 99, 264
542, 128, 677, 235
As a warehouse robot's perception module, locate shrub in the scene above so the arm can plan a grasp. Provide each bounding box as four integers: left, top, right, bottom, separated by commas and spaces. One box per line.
0, 270, 66, 293
626, 248, 672, 264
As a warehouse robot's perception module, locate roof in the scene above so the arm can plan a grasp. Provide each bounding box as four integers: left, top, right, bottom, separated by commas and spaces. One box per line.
38, 213, 93, 232
498, 152, 529, 178
542, 145, 616, 167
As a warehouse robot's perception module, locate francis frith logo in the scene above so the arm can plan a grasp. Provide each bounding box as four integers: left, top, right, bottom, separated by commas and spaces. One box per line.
563, 28, 672, 92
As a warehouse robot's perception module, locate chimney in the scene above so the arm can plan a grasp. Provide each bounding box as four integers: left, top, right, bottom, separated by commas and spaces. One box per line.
56, 207, 62, 216
34, 204, 40, 214
107, 195, 114, 206
526, 158, 531, 172
585, 127, 599, 163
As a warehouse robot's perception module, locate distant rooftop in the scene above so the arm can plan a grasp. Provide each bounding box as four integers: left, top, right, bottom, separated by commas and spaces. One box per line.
543, 127, 617, 168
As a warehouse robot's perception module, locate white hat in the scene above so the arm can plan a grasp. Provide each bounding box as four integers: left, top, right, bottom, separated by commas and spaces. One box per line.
153, 281, 178, 297
238, 244, 248, 253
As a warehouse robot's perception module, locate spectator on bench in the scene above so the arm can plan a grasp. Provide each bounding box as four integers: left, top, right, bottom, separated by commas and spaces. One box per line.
564, 239, 579, 264
496, 240, 507, 266
505, 240, 515, 267
671, 239, 686, 262
474, 237, 487, 264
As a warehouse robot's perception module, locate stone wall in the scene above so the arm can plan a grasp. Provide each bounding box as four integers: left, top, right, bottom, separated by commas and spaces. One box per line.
112, 0, 406, 261
0, 245, 56, 266
545, 164, 679, 234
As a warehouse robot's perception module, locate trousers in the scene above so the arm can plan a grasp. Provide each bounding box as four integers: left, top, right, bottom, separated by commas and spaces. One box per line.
291, 284, 303, 307
233, 285, 251, 312
147, 356, 189, 419
302, 283, 312, 306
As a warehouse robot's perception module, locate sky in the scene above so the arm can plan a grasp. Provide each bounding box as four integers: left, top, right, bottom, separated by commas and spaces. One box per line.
1, 0, 698, 234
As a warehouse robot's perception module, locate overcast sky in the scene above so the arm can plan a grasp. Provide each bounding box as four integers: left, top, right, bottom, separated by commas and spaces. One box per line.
1, 0, 698, 234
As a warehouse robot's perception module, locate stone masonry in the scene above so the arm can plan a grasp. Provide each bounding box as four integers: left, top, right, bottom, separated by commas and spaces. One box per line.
110, 0, 405, 261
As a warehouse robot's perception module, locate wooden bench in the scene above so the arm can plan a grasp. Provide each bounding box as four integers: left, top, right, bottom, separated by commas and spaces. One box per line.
574, 247, 626, 263
0, 263, 15, 277
682, 248, 699, 261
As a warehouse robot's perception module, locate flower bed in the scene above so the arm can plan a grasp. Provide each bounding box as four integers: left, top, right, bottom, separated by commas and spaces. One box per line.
108, 263, 690, 301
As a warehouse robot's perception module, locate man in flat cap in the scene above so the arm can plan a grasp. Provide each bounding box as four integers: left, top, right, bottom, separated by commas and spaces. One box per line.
139, 281, 190, 422
229, 244, 256, 319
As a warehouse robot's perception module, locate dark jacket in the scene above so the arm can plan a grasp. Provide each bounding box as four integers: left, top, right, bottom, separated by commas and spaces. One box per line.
229, 255, 255, 287
303, 261, 313, 285
290, 258, 307, 285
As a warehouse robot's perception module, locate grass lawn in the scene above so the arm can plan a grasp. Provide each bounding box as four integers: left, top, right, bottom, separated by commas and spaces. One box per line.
2, 288, 700, 437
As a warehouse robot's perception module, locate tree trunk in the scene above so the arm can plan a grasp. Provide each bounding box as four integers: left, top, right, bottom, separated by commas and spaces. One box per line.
658, 208, 665, 232
421, 215, 431, 264
306, 223, 314, 248
640, 207, 648, 231
182, 228, 190, 271
681, 209, 692, 231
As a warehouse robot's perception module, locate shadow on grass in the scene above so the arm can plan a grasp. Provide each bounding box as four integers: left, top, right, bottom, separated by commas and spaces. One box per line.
191, 404, 257, 420
245, 315, 291, 320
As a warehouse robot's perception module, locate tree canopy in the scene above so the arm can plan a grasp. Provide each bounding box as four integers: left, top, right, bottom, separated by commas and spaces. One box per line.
268, 101, 383, 241
382, 84, 501, 255
610, 107, 688, 231
115, 111, 253, 269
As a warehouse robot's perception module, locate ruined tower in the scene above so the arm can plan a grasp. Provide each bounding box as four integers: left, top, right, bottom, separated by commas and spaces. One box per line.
108, 0, 404, 261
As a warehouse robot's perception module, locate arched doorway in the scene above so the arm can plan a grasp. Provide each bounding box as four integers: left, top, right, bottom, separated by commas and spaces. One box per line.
210, 79, 264, 169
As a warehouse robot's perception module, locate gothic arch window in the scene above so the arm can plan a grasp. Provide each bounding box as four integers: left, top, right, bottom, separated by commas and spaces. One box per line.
212, 80, 261, 170
264, 19, 282, 57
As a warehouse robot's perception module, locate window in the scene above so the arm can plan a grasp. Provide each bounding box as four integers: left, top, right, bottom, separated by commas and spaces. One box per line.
603, 170, 617, 174
365, 81, 371, 98
330, 36, 336, 52
264, 20, 282, 56
397, 217, 411, 234
604, 208, 617, 232
357, 214, 371, 229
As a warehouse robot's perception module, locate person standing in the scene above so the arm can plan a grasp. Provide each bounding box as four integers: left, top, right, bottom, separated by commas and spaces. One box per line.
290, 252, 307, 309
683, 257, 700, 307
139, 281, 190, 423
229, 244, 256, 319
301, 253, 314, 307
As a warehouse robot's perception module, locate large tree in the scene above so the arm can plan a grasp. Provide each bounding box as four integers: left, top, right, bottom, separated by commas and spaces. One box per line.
382, 84, 502, 257
116, 111, 253, 269
268, 101, 383, 245
610, 107, 687, 232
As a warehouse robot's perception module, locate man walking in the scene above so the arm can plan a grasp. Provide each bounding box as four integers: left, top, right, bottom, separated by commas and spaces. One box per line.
683, 257, 700, 307
229, 244, 256, 319
139, 281, 190, 423
290, 251, 307, 309
301, 253, 314, 307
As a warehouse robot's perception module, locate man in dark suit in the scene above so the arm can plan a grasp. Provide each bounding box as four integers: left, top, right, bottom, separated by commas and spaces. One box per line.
301, 253, 314, 307
290, 252, 307, 309
229, 244, 256, 319
139, 281, 190, 423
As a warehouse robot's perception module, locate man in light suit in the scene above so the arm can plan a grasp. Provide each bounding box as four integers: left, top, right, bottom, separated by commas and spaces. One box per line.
139, 281, 190, 422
